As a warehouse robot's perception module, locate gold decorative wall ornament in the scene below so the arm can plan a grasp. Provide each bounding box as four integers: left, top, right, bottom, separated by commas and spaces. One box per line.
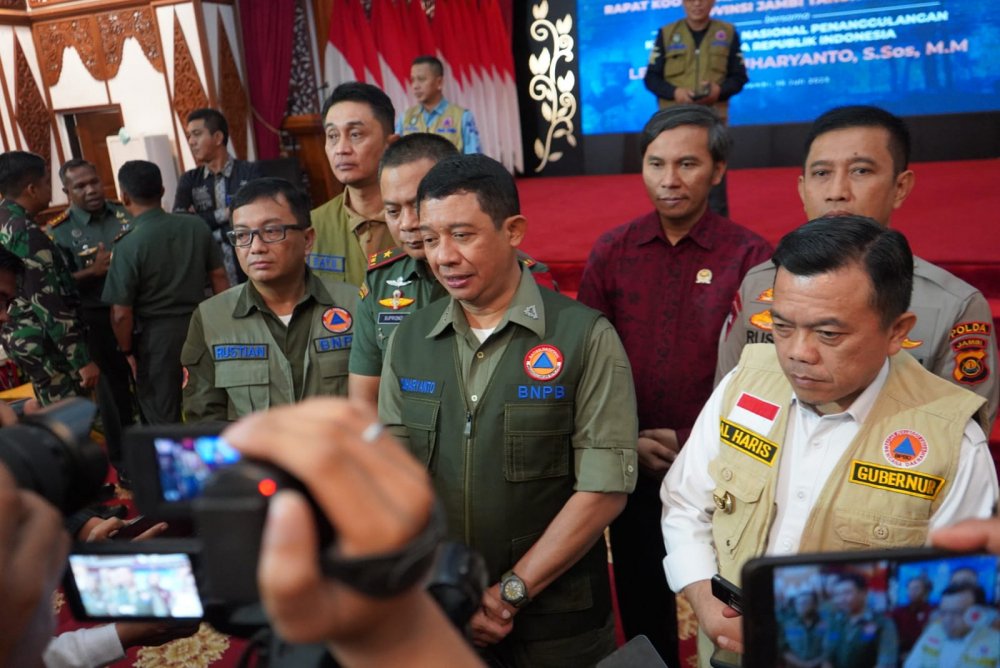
528, 0, 577, 172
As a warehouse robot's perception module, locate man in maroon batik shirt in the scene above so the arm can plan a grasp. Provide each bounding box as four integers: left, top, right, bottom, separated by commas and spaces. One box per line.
577, 105, 772, 665
891, 576, 935, 661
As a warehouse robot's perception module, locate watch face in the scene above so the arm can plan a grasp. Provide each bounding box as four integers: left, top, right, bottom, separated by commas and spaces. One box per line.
503, 578, 524, 601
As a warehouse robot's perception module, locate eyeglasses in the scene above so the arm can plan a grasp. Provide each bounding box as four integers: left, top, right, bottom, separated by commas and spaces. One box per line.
226, 224, 308, 247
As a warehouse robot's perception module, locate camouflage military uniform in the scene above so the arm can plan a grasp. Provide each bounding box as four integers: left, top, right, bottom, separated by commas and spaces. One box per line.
0, 198, 91, 405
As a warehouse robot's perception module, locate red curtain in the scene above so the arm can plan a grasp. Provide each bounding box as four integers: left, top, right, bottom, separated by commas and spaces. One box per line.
239, 0, 296, 161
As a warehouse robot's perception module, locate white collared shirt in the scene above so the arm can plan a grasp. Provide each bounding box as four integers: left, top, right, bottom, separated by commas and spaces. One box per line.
660, 360, 998, 594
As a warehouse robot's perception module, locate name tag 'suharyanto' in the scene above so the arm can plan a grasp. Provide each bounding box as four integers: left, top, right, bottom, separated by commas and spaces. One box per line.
849, 460, 945, 500
719, 417, 779, 465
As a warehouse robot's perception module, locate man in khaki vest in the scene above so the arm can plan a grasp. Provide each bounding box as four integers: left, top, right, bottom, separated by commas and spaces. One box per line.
904, 582, 1000, 668
716, 106, 998, 433
309, 83, 398, 287
661, 216, 997, 666
379, 154, 638, 666
396, 56, 481, 155
645, 0, 747, 217
182, 178, 357, 422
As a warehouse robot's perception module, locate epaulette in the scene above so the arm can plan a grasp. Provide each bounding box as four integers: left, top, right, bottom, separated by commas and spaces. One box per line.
47, 211, 70, 229
113, 228, 133, 244
367, 246, 407, 271
516, 249, 536, 268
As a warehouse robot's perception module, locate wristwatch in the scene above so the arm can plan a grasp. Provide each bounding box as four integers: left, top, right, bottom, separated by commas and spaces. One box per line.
500, 570, 530, 608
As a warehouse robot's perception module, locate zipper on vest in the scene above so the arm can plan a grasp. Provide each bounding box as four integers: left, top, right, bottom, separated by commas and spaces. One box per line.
464, 412, 472, 436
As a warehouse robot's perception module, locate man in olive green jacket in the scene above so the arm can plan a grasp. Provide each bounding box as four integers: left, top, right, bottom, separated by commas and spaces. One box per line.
183, 178, 357, 422
379, 154, 638, 667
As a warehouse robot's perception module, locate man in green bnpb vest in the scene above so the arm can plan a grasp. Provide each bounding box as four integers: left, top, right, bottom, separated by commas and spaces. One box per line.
661, 216, 997, 668
396, 56, 481, 155
183, 178, 357, 422
644, 0, 748, 217
379, 154, 638, 667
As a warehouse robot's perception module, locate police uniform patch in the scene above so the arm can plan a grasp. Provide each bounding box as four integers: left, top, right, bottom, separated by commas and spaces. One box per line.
524, 345, 564, 381
756, 288, 773, 303
378, 290, 415, 310
322, 307, 353, 333
901, 338, 923, 349
952, 336, 990, 385
719, 417, 779, 465
882, 429, 928, 468
950, 321, 991, 341
750, 309, 773, 331
848, 460, 944, 500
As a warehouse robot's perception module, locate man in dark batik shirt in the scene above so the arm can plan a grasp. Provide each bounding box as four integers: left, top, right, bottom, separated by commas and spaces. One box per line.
174, 108, 260, 286
577, 106, 772, 666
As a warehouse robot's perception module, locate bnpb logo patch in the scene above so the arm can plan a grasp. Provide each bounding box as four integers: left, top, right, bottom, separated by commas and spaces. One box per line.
322, 307, 353, 334
524, 345, 564, 381
882, 429, 928, 468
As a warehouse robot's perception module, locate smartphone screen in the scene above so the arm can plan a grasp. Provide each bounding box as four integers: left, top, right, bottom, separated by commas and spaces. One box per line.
769, 552, 1000, 667
66, 552, 204, 620
154, 435, 240, 502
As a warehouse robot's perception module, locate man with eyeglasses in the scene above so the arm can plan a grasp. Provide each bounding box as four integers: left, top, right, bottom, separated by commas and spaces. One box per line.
102, 160, 228, 424
644, 0, 748, 217
182, 178, 358, 423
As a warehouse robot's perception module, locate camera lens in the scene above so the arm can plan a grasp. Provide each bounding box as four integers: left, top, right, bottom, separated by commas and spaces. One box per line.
0, 399, 109, 514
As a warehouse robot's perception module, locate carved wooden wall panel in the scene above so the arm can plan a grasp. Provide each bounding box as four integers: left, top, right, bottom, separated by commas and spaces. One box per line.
97, 8, 165, 79
217, 22, 248, 159
35, 18, 102, 86
172, 13, 209, 129
14, 37, 51, 165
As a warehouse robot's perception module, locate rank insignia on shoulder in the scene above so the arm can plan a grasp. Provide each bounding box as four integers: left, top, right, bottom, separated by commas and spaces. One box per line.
48, 211, 69, 228
516, 250, 536, 268
113, 229, 132, 243
368, 247, 405, 270
359, 282, 370, 299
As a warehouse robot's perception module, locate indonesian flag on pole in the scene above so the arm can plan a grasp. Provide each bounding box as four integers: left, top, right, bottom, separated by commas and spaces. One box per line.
727, 392, 781, 437
486, 0, 523, 171
371, 0, 411, 120
434, 0, 469, 110
409, 0, 437, 59
324, 0, 366, 90
348, 0, 383, 88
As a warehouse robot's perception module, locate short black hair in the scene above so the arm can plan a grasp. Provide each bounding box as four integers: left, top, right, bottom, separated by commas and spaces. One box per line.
417, 154, 518, 229
232, 178, 311, 228
772, 215, 913, 329
379, 133, 458, 180
59, 159, 97, 185
320, 82, 395, 136
0, 151, 47, 197
837, 573, 868, 592
187, 108, 229, 146
941, 582, 987, 606
0, 244, 26, 288
639, 105, 731, 163
117, 160, 163, 205
412, 55, 444, 78
806, 106, 911, 175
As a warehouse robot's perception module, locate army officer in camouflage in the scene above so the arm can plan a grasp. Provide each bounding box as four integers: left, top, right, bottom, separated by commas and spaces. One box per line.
183, 179, 358, 422
380, 155, 638, 666
0, 151, 100, 404
49, 159, 135, 430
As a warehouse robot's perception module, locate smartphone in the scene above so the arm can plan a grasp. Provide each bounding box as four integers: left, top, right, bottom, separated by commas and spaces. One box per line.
596, 635, 668, 667
740, 547, 1000, 666
712, 573, 743, 614
110, 515, 163, 541
63, 540, 205, 622
709, 648, 742, 668
125, 425, 241, 517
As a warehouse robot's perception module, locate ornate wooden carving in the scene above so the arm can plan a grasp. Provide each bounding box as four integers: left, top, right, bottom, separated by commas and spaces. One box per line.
217, 22, 248, 158
14, 37, 50, 165
172, 13, 209, 129
0, 0, 26, 8
97, 8, 165, 78
35, 18, 102, 86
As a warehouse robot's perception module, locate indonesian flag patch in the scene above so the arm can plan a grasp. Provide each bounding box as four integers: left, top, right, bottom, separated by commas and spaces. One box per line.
727, 392, 781, 437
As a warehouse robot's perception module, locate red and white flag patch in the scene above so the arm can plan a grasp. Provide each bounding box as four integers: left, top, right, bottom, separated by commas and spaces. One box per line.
727, 392, 781, 436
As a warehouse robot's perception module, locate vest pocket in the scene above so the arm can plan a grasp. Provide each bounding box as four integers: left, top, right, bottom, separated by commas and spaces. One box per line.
832, 509, 929, 548
503, 403, 573, 482
664, 52, 686, 78
317, 352, 350, 379
708, 458, 766, 557
511, 531, 593, 614
215, 361, 270, 420
401, 397, 440, 473
709, 52, 728, 76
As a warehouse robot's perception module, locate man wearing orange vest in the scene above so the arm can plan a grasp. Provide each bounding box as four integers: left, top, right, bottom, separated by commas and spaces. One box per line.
661, 216, 997, 668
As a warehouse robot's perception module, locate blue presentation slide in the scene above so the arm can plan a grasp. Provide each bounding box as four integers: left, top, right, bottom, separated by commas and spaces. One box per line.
577, 0, 1000, 133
